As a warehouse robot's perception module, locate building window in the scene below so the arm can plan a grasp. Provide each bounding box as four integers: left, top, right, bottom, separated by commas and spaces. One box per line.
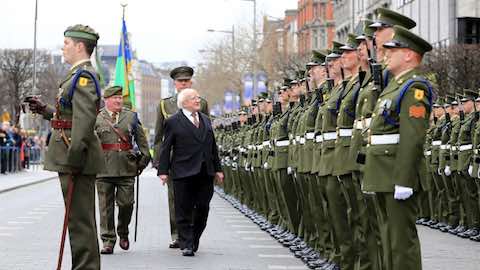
312, 29, 319, 49
458, 17, 480, 44
320, 28, 327, 48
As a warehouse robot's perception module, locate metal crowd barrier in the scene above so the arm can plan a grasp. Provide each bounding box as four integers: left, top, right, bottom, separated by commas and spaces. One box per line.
0, 146, 43, 173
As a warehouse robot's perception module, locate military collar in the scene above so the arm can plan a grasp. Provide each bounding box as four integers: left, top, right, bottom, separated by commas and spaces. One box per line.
69, 59, 91, 72
394, 68, 415, 82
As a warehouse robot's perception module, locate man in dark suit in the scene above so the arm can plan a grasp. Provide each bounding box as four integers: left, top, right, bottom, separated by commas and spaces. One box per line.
157, 88, 224, 257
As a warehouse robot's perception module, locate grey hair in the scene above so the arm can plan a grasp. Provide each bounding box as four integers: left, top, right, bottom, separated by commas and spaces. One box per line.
177, 88, 197, 109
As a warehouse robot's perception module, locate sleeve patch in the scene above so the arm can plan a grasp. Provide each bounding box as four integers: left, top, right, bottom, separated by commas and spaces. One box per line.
409, 105, 426, 118
414, 88, 424, 100
78, 77, 89, 86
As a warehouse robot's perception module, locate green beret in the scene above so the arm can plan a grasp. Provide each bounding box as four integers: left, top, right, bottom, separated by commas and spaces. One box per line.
370, 8, 416, 29
170, 66, 194, 80
340, 33, 360, 51
327, 41, 344, 59
356, 19, 375, 40
383, 26, 432, 55
64, 24, 99, 42
103, 86, 123, 98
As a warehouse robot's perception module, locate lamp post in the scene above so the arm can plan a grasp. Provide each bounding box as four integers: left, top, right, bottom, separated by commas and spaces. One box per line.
240, 0, 257, 98
207, 26, 242, 104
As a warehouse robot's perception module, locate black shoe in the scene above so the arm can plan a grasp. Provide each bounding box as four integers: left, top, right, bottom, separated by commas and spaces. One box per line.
458, 229, 473, 238
416, 217, 427, 225
470, 233, 480, 242
182, 248, 195, 256
193, 238, 200, 252
440, 225, 453, 233
169, 239, 180, 249
450, 225, 466, 235
426, 219, 438, 227
100, 245, 114, 254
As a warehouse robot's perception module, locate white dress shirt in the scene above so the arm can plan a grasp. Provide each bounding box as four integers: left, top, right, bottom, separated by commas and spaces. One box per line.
182, 108, 199, 126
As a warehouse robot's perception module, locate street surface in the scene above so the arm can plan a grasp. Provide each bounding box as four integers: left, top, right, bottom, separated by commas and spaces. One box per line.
1, 168, 480, 270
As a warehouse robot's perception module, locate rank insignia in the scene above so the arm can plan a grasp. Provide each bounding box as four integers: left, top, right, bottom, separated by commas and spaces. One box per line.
409, 105, 426, 118
79, 77, 89, 87
414, 89, 424, 101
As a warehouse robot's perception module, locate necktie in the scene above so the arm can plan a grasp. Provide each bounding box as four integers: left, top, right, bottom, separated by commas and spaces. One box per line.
112, 112, 118, 124
191, 112, 199, 128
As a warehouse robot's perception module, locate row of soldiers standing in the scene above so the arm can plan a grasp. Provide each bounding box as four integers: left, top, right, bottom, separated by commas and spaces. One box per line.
215, 8, 434, 270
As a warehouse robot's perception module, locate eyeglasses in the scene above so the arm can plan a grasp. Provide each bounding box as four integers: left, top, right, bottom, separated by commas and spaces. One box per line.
188, 95, 201, 101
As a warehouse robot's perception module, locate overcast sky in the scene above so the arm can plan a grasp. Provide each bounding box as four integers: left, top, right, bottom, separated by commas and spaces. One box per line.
2, 0, 297, 65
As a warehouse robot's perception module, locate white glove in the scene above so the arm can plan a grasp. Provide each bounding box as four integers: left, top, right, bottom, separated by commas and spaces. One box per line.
287, 167, 293, 175
251, 166, 255, 172
469, 165, 473, 177
263, 162, 268, 169
444, 166, 451, 176
394, 185, 414, 200
437, 167, 443, 175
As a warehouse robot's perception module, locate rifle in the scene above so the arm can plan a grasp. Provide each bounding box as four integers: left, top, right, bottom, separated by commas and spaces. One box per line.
369, 34, 384, 112
325, 61, 334, 92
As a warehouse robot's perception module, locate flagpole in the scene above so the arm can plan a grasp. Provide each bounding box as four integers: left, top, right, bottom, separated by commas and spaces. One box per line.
120, 3, 133, 109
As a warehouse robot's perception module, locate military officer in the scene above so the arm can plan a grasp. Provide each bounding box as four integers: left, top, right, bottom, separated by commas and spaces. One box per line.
27, 24, 105, 270
455, 89, 480, 239
362, 25, 433, 270
152, 66, 209, 249
95, 86, 151, 254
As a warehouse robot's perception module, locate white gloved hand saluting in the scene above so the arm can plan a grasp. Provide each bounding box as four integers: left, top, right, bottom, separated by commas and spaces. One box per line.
287, 167, 293, 175
468, 165, 473, 177
394, 185, 414, 200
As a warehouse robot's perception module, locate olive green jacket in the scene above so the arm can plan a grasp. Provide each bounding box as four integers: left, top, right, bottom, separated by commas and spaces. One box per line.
95, 108, 151, 178
318, 83, 343, 176
271, 106, 291, 171
42, 60, 105, 175
333, 75, 359, 176
363, 69, 431, 192
457, 112, 477, 173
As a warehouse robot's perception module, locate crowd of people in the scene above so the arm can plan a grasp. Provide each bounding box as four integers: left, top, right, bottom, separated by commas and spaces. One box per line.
0, 121, 45, 174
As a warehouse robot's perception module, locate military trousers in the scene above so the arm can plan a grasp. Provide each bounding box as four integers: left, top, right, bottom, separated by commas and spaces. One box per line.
441, 172, 460, 226
457, 172, 480, 228
310, 175, 333, 256
264, 168, 281, 224
274, 169, 299, 233
96, 177, 135, 246
325, 174, 354, 270
376, 192, 421, 270
59, 173, 100, 270
166, 178, 178, 241
431, 171, 448, 224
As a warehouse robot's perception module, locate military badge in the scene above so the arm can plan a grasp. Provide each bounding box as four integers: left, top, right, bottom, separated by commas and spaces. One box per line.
79, 77, 89, 87
414, 89, 424, 100
409, 105, 426, 118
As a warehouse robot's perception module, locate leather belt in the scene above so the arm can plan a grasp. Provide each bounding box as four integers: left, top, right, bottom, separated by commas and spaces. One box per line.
315, 135, 323, 143
323, 132, 337, 141
432, 140, 441, 146
102, 143, 133, 151
424, 150, 432, 156
459, 144, 473, 151
51, 119, 73, 129
305, 132, 315, 140
440, 144, 451, 150
370, 134, 400, 145
338, 128, 353, 137
276, 140, 290, 147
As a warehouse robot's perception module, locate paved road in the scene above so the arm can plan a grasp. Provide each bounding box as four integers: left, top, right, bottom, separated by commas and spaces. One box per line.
1, 169, 480, 270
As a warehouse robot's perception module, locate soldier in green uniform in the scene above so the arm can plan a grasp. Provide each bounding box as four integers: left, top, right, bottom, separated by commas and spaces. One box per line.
470, 93, 480, 241
27, 24, 105, 270
442, 97, 467, 235
362, 25, 433, 270
455, 89, 480, 239
152, 66, 209, 249
95, 86, 151, 254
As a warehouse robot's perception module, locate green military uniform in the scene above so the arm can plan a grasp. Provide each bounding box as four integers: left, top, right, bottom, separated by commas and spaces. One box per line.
95, 86, 151, 250
363, 26, 433, 270
471, 93, 480, 241
40, 25, 105, 270
152, 66, 209, 244
455, 90, 480, 238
